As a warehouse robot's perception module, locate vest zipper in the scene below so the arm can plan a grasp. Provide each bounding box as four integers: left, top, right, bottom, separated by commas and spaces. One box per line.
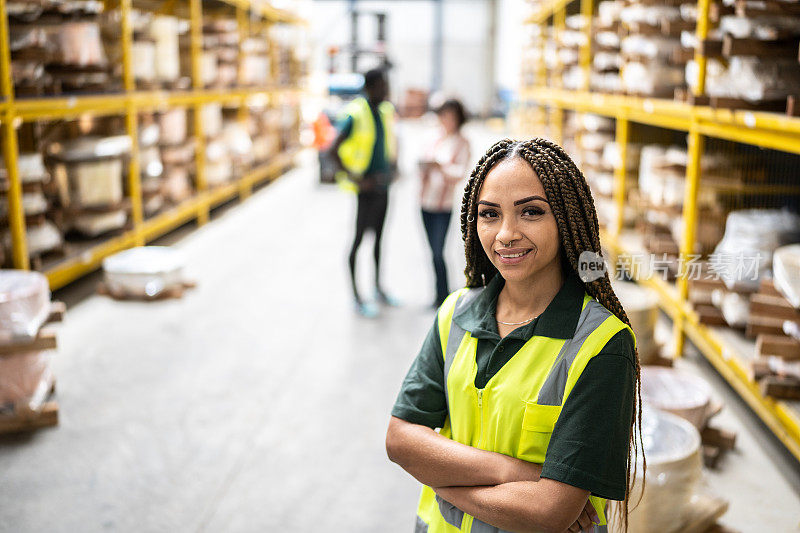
476, 388, 486, 449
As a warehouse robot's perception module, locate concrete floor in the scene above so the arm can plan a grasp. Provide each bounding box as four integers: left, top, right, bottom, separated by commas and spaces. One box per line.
1, 122, 799, 532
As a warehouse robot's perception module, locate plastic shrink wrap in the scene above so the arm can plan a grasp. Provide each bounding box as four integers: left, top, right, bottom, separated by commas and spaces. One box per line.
149, 16, 180, 82
773, 245, 800, 309
641, 366, 712, 429
611, 407, 703, 533
613, 282, 660, 363
711, 209, 800, 291
57, 21, 107, 67
711, 289, 751, 328
158, 108, 188, 146
0, 350, 53, 412
0, 270, 50, 342
72, 210, 128, 237
54, 136, 130, 209
102, 246, 186, 298
161, 165, 192, 203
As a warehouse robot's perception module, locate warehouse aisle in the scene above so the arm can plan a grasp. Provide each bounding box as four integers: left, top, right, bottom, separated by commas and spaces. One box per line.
0, 123, 799, 532
0, 121, 491, 533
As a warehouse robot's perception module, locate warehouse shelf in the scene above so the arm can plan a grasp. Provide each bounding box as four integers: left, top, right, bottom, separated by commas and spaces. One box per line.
602, 229, 800, 463
108, 0, 304, 24
520, 0, 800, 463
523, 87, 800, 155
216, 0, 304, 24
525, 0, 577, 25
3, 88, 303, 122
44, 149, 298, 290
0, 0, 305, 279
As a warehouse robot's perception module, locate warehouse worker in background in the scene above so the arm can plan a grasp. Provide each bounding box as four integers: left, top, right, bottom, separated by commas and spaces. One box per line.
329, 68, 399, 318
418, 98, 471, 308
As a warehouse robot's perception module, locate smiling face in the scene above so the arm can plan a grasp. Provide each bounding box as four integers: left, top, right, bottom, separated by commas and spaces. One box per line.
476, 157, 563, 283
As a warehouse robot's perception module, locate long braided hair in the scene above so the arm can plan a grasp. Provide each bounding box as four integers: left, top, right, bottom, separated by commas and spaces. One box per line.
460, 138, 644, 531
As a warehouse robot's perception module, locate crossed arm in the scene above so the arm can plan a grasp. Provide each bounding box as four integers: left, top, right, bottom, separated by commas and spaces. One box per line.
385, 416, 599, 533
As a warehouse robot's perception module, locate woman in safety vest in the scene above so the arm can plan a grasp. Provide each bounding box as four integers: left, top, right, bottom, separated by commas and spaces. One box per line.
386, 138, 643, 533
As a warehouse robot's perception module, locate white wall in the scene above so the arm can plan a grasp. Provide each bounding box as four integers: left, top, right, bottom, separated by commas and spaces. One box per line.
308, 0, 495, 116
494, 0, 525, 94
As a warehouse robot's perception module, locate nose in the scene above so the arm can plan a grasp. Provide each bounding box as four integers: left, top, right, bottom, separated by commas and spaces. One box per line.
496, 217, 521, 246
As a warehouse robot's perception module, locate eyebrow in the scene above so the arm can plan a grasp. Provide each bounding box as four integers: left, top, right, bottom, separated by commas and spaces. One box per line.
514, 195, 548, 206
477, 196, 549, 208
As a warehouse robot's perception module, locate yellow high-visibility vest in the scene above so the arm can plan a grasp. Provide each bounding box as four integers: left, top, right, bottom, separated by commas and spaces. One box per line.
336, 96, 397, 192
415, 286, 635, 533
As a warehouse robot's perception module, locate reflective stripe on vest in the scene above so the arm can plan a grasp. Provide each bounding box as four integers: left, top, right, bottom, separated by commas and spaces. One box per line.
416, 285, 634, 533
336, 97, 397, 178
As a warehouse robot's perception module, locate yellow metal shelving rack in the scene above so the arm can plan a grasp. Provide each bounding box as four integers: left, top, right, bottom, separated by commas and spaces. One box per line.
520, 0, 800, 462
0, 0, 305, 290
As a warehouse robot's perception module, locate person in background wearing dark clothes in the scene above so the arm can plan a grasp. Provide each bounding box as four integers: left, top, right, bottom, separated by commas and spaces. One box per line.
419, 99, 470, 307
329, 68, 399, 318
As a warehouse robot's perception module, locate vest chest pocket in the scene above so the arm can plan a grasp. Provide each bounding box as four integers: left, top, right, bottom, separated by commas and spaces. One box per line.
519, 403, 562, 464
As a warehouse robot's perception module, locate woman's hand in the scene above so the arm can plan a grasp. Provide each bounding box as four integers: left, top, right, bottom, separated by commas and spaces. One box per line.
566, 500, 599, 532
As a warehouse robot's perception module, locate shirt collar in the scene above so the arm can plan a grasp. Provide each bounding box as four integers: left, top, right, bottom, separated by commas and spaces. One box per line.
452, 270, 586, 340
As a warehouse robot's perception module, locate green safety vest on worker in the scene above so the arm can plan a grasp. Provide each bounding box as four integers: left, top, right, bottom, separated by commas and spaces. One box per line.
415, 286, 635, 533
336, 96, 397, 193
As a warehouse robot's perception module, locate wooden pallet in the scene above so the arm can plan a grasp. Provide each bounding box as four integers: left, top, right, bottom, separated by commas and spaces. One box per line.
97, 280, 197, 301
0, 381, 58, 435
0, 302, 64, 356
29, 244, 71, 273
759, 375, 800, 400
756, 334, 800, 360
680, 494, 730, 533
675, 88, 795, 115
722, 35, 799, 59
700, 400, 737, 469
735, 0, 800, 17
746, 280, 800, 399
746, 279, 800, 338
0, 302, 64, 435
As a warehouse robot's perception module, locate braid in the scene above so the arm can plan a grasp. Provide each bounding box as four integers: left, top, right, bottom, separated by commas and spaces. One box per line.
460, 138, 645, 532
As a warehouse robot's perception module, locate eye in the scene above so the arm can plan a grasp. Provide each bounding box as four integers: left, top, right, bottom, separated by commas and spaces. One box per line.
522, 206, 546, 217
478, 209, 498, 219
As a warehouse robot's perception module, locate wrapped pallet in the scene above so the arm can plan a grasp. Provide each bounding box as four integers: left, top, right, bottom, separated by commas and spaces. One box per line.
72, 210, 128, 237
0, 350, 53, 412
52, 136, 130, 210
102, 246, 187, 298
149, 16, 181, 83
200, 104, 224, 138
611, 407, 703, 533
161, 165, 193, 204
613, 281, 660, 363
131, 39, 157, 84
158, 108, 188, 147
205, 140, 232, 186
0, 270, 50, 342
56, 21, 107, 67
711, 209, 800, 291
641, 367, 712, 429
773, 245, 800, 309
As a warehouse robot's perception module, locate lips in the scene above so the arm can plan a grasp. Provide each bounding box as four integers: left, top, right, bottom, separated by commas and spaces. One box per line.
495, 248, 533, 265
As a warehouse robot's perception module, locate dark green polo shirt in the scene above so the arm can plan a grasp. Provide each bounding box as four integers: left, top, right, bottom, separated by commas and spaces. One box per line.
391, 271, 635, 501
